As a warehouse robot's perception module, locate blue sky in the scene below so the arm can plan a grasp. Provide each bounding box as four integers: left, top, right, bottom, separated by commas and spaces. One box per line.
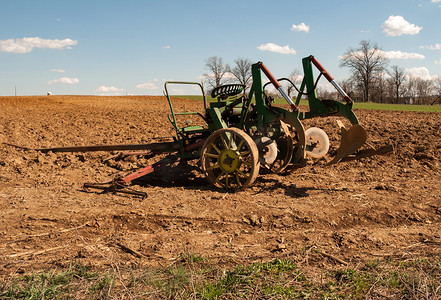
1, 0, 440, 96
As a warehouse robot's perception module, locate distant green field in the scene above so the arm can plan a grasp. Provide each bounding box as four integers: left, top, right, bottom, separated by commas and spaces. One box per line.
352, 102, 441, 112
176, 95, 441, 113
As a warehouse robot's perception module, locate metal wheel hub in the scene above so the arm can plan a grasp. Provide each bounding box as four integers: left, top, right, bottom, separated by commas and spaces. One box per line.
218, 149, 240, 173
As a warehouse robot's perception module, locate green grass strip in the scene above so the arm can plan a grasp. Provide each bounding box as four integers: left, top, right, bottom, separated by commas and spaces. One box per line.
175, 95, 441, 112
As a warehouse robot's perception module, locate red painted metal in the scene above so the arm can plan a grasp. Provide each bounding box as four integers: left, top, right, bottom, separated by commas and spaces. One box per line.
119, 153, 179, 184
309, 55, 333, 81
258, 61, 281, 88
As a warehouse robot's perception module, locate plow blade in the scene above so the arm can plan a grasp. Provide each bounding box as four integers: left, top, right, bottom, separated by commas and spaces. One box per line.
327, 121, 368, 165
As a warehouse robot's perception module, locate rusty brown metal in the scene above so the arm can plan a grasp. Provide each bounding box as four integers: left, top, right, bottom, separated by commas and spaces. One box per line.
82, 153, 180, 198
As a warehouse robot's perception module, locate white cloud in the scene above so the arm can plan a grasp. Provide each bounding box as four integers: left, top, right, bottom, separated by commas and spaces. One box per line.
381, 50, 425, 60
432, 0, 441, 2
257, 43, 296, 54
48, 77, 79, 85
95, 85, 125, 96
290, 22, 309, 33
0, 37, 78, 54
136, 82, 158, 89
421, 43, 441, 50
435, 59, 441, 65
163, 45, 170, 49
382, 15, 422, 36
405, 67, 436, 80
50, 69, 65, 73
339, 49, 424, 60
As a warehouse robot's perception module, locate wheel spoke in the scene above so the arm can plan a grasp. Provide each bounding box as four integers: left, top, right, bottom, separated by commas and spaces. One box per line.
239, 158, 252, 166
214, 171, 225, 184
204, 152, 219, 159
235, 169, 247, 177
220, 134, 229, 150
211, 143, 221, 154
207, 162, 220, 171
238, 150, 250, 157
235, 174, 242, 187
228, 132, 233, 149
236, 139, 244, 151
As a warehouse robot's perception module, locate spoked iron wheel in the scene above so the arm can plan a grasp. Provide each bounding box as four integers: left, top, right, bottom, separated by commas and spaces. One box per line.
201, 128, 260, 190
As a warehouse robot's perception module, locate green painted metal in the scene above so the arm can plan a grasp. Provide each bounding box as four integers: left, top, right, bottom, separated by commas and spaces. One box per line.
297, 56, 359, 125
244, 62, 306, 164
164, 55, 363, 167
164, 81, 211, 158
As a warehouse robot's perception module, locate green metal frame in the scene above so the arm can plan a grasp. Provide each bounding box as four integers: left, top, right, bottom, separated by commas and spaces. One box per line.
164, 55, 362, 165
243, 63, 306, 164
296, 56, 359, 125
164, 81, 211, 158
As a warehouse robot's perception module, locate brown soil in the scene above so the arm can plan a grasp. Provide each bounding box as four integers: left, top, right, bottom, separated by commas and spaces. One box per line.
1, 95, 440, 279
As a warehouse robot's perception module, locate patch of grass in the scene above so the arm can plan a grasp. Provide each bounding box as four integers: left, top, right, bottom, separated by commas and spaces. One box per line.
177, 94, 441, 112
1, 263, 100, 299
353, 102, 441, 112
88, 273, 115, 298
179, 252, 205, 264
161, 266, 191, 298
198, 258, 307, 299
333, 268, 375, 298
1, 256, 440, 299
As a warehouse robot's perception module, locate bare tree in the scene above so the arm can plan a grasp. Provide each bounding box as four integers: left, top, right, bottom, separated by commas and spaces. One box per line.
371, 72, 387, 103
229, 58, 252, 90
339, 78, 357, 100
415, 78, 433, 104
384, 77, 395, 103
316, 87, 337, 100
339, 40, 389, 102
204, 56, 230, 90
286, 69, 303, 98
405, 76, 434, 104
387, 65, 407, 104
432, 76, 441, 105
404, 74, 417, 103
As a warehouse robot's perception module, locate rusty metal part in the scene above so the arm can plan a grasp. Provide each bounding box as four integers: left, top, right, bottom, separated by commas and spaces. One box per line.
83, 153, 180, 197
327, 120, 368, 165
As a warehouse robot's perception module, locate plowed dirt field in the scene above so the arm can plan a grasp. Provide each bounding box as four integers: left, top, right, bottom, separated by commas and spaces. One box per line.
1, 95, 440, 282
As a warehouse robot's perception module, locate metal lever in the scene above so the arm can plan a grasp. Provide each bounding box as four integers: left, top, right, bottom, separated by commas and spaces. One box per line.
258, 62, 298, 112
309, 55, 352, 105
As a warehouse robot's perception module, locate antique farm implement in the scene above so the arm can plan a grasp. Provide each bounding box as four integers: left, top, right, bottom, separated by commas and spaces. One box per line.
23, 55, 392, 196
